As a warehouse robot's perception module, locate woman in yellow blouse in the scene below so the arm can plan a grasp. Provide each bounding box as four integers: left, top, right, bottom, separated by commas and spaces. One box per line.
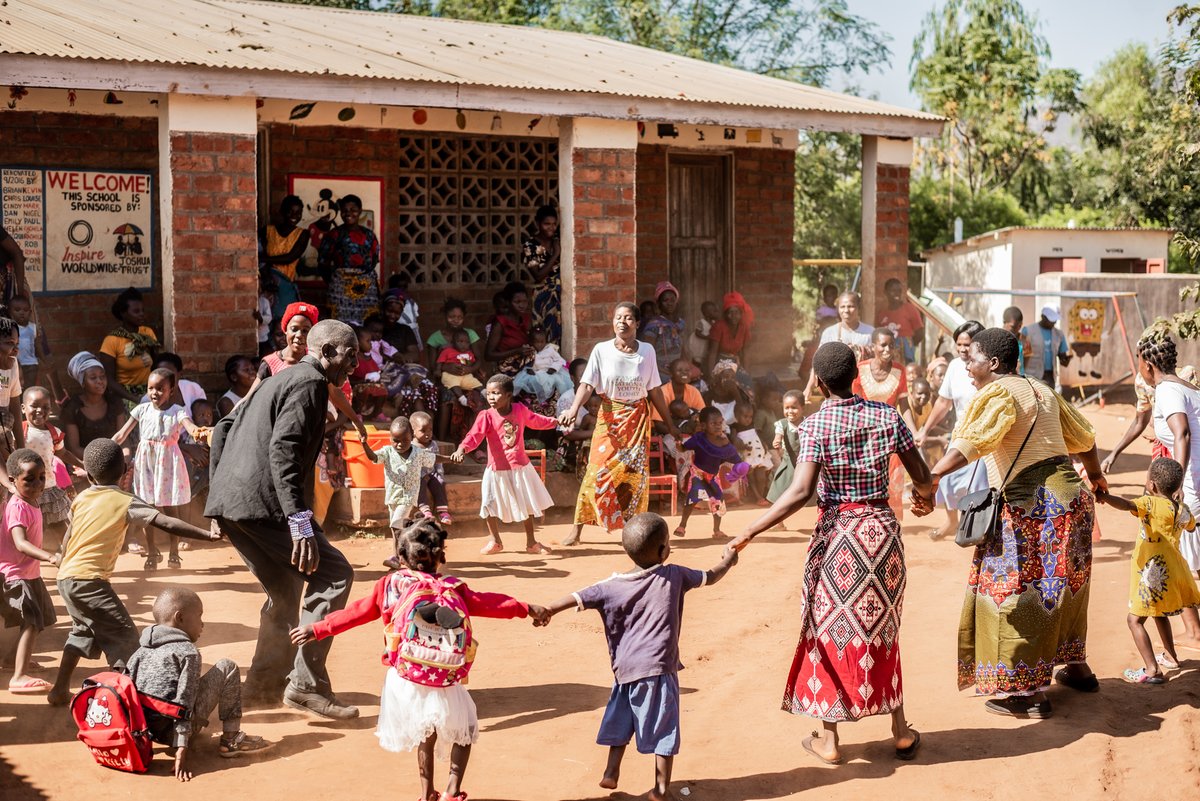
98, 287, 159, 408
919, 328, 1106, 719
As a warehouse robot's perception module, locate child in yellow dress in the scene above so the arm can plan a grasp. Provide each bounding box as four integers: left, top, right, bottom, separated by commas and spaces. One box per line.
1097, 457, 1200, 684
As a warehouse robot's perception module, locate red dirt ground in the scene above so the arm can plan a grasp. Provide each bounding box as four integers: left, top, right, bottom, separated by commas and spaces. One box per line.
2, 401, 1199, 800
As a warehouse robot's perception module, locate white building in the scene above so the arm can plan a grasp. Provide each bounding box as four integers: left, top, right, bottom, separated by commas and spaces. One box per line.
922, 227, 1172, 327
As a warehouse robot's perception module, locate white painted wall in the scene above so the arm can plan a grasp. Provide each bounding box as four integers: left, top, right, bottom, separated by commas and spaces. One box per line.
926, 241, 1013, 327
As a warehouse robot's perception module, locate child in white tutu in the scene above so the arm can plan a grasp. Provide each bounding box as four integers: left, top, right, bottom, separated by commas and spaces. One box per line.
450, 374, 558, 555
291, 519, 547, 801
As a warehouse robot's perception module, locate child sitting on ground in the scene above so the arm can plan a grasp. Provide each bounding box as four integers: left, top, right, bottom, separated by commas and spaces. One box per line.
536, 512, 736, 801
437, 328, 484, 407
1097, 457, 1200, 684
451, 374, 558, 555
48, 438, 218, 705
731, 400, 772, 505
129, 587, 272, 780
291, 520, 547, 801
675, 407, 746, 538
0, 449, 59, 694
513, 327, 572, 403
362, 416, 450, 569
651, 359, 705, 437
412, 411, 451, 526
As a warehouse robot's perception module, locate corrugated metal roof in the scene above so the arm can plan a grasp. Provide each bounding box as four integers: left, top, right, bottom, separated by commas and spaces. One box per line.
0, 0, 942, 124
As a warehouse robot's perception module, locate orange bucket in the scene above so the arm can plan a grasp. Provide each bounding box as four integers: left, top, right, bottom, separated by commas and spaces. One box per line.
343, 427, 391, 489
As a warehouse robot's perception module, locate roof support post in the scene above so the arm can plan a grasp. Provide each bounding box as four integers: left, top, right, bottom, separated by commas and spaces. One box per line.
158, 94, 260, 384
860, 135, 913, 326
558, 118, 639, 358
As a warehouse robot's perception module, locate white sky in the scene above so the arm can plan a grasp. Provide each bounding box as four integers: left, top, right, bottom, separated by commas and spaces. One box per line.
840, 0, 1182, 109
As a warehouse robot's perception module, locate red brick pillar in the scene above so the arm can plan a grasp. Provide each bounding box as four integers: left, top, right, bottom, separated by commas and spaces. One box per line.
559, 120, 639, 359
159, 95, 259, 388
861, 136, 913, 324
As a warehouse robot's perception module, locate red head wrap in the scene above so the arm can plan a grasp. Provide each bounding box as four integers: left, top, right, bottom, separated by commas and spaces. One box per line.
722, 291, 754, 328
281, 302, 319, 329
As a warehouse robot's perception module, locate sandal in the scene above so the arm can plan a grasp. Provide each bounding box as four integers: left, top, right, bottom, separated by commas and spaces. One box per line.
801, 731, 842, 765
1156, 652, 1180, 670
218, 731, 274, 758
1122, 667, 1166, 685
672, 526, 687, 538
1053, 668, 1100, 693
984, 696, 1052, 719
525, 542, 552, 555
168, 555, 182, 570
143, 554, 160, 572
894, 729, 921, 761
438, 512, 453, 525
479, 541, 503, 555
8, 677, 52, 694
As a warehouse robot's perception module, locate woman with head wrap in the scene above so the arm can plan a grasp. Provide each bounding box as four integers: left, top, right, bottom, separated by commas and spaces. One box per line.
641, 281, 687, 378
706, 291, 755, 386
62, 351, 128, 462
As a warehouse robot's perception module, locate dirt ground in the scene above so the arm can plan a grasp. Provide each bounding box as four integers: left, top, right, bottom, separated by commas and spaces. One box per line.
2, 400, 1199, 800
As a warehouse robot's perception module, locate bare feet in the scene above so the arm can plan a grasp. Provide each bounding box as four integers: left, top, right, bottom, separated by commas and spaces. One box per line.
47, 688, 71, 706
647, 789, 675, 801
598, 776, 618, 790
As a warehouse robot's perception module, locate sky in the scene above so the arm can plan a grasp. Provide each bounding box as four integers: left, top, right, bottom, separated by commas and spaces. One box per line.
840, 0, 1183, 109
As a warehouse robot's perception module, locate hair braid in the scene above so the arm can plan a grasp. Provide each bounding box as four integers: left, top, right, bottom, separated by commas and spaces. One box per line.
1138, 334, 1178, 374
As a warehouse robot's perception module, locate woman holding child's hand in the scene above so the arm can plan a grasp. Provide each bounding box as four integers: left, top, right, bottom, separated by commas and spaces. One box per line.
731, 342, 930, 767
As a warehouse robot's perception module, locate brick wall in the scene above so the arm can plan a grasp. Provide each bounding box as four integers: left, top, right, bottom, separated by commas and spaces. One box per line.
635, 145, 796, 367
0, 112, 163, 375
167, 132, 259, 384
569, 147, 637, 349
864, 162, 911, 319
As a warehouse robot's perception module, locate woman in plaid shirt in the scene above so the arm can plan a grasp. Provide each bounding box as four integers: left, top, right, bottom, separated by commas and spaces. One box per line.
732, 342, 934, 765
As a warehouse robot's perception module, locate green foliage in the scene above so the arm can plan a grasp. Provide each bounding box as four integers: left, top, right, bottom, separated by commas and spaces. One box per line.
910, 0, 1080, 196
907, 174, 1027, 258
793, 132, 862, 260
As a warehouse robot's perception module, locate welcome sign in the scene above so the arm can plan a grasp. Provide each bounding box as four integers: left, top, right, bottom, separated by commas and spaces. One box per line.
0, 166, 154, 294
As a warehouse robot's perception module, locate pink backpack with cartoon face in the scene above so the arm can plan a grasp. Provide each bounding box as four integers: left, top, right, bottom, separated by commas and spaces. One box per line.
383, 569, 476, 687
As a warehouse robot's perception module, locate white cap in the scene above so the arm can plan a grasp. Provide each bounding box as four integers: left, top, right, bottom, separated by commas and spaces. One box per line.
1041, 305, 1060, 323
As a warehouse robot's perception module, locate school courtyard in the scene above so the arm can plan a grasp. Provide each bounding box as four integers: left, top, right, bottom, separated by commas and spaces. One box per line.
2, 404, 1197, 801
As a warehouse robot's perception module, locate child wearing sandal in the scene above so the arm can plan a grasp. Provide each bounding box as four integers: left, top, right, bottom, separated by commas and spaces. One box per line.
1097, 457, 1200, 684
1, 449, 59, 694
291, 519, 547, 801
450, 374, 557, 555
536, 513, 737, 801
129, 587, 273, 781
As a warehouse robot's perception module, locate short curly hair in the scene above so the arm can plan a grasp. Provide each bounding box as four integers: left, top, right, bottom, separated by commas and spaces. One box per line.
1148, 456, 1184, 497
1138, 333, 1178, 374
813, 342, 858, 393
972, 328, 1020, 374
6, 448, 43, 478
84, 438, 126, 484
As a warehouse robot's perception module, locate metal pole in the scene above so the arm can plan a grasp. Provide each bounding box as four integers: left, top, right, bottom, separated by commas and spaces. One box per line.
1111, 293, 1138, 384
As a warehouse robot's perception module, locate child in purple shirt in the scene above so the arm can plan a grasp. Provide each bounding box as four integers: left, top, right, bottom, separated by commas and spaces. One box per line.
538, 512, 736, 801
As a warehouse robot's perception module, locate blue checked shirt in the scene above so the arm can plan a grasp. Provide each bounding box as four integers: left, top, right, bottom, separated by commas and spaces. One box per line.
795, 395, 915, 505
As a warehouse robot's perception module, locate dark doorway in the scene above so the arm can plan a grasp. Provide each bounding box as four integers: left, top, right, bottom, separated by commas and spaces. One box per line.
668, 154, 731, 337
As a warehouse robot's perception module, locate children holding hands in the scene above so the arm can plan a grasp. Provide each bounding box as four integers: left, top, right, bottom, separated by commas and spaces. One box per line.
535, 513, 737, 801
1096, 457, 1200, 684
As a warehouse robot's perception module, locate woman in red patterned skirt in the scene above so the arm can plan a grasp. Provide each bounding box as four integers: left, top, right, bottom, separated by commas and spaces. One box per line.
732, 342, 934, 765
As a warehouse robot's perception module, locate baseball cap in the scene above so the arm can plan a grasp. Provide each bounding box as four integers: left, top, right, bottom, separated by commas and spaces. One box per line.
1041, 305, 1060, 323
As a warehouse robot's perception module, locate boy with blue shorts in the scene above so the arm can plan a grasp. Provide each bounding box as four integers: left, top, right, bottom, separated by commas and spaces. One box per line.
538, 512, 736, 800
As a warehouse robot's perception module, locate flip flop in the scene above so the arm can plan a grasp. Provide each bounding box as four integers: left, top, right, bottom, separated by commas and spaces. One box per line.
9, 677, 52, 694
479, 541, 503, 555
525, 542, 552, 555
672, 527, 687, 538
1054, 669, 1100, 693
895, 729, 921, 761
801, 731, 842, 765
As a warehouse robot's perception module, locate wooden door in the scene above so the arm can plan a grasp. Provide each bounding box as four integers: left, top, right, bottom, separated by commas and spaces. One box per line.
668, 154, 731, 339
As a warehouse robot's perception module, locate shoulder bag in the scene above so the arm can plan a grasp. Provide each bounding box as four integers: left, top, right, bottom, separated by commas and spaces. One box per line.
955, 378, 1040, 548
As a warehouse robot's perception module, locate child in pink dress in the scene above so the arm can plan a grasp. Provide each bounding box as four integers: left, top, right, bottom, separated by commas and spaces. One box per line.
451, 374, 558, 555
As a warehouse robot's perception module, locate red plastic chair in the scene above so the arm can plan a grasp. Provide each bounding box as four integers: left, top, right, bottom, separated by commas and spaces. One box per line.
646, 436, 677, 516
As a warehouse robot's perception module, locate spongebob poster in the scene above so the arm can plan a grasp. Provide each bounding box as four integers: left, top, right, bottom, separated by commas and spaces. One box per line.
1062, 299, 1107, 387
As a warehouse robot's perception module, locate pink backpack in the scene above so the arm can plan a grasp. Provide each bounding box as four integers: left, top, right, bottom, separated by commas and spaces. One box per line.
383, 569, 476, 687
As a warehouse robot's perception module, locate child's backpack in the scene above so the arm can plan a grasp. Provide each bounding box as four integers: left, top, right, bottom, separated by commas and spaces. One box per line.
69, 670, 187, 774
383, 569, 476, 688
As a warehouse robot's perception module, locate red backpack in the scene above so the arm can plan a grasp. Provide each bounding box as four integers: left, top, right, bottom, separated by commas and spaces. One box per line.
69, 671, 188, 774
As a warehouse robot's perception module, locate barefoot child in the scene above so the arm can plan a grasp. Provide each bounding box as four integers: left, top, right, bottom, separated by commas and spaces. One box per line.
113, 368, 209, 570
291, 519, 547, 801
767, 389, 804, 504
48, 438, 219, 705
450, 374, 557, 555
412, 411, 451, 525
1097, 457, 1200, 684
675, 407, 745, 538
361, 416, 450, 569
535, 513, 737, 801
1, 449, 59, 693
129, 587, 273, 781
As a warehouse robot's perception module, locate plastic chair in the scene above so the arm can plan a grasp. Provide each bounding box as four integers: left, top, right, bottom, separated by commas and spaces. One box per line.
527, 449, 547, 481
646, 436, 677, 516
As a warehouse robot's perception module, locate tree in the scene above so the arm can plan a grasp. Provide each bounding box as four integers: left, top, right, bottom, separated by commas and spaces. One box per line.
910, 0, 1081, 196
907, 174, 1027, 259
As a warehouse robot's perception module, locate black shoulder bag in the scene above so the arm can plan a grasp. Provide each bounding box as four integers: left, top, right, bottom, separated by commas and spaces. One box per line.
955, 379, 1040, 548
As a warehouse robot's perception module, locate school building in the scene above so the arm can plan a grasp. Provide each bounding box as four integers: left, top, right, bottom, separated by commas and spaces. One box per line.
1, 0, 943, 386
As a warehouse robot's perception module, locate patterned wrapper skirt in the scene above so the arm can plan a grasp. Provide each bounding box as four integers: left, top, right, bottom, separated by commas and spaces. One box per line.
782, 501, 905, 722
329, 269, 380, 325
573, 396, 650, 531
957, 456, 1093, 696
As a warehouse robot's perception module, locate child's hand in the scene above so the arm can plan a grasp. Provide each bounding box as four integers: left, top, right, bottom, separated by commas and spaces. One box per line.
48, 552, 61, 566
174, 746, 192, 782
354, 419, 370, 441
722, 545, 740, 565
290, 624, 316, 646
528, 605, 551, 627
